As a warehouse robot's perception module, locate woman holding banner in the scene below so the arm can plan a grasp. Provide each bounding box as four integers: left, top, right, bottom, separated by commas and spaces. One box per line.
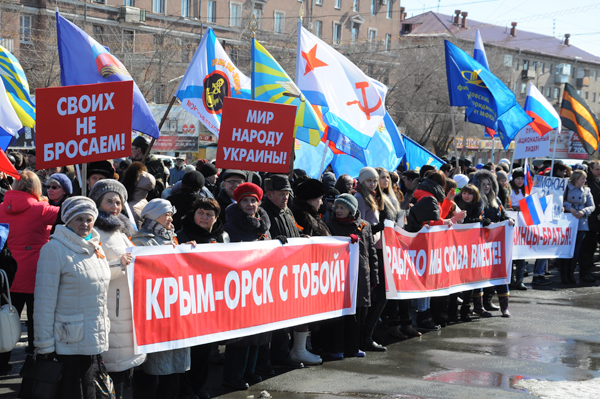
509, 170, 528, 290
561, 170, 595, 284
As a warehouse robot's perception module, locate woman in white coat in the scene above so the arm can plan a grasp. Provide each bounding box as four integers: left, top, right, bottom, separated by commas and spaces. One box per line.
89, 180, 144, 399
33, 197, 111, 399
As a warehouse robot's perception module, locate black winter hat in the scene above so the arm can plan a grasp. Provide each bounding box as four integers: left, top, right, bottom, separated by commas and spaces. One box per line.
264, 174, 292, 192
132, 136, 150, 153
198, 163, 218, 178
325, 188, 340, 202
87, 160, 113, 179
182, 171, 205, 190
295, 179, 326, 201
512, 169, 525, 180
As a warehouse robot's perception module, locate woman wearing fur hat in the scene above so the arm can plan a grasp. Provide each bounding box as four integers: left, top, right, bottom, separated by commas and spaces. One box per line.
131, 199, 192, 399
221, 183, 271, 390
89, 180, 143, 399
470, 170, 514, 318
292, 179, 330, 237
33, 196, 110, 398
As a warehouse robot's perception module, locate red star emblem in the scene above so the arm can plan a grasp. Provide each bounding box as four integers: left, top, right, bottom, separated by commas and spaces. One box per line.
302, 45, 328, 75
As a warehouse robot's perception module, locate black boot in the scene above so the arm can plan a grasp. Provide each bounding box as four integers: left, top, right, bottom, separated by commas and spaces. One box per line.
430, 296, 449, 327
580, 263, 597, 283
361, 304, 387, 352
510, 261, 527, 290
483, 288, 500, 311
473, 292, 492, 318
498, 294, 510, 318
559, 259, 569, 284
448, 294, 459, 323
568, 258, 577, 284
417, 310, 441, 331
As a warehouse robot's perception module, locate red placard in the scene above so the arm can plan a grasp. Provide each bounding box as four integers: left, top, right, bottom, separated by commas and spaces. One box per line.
216, 97, 296, 173
35, 81, 133, 169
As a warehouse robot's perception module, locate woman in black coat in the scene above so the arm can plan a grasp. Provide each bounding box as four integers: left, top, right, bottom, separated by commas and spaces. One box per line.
292, 179, 330, 237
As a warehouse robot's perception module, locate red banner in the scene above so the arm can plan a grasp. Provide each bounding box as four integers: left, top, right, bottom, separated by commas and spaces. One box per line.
36, 81, 133, 169
216, 97, 296, 173
382, 221, 513, 299
127, 237, 358, 354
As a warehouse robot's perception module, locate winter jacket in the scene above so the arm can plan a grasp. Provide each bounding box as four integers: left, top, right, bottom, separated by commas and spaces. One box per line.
223, 205, 272, 242
291, 200, 331, 237
327, 211, 377, 307
586, 176, 600, 231
261, 197, 301, 239
131, 227, 191, 375
0, 191, 60, 293
563, 183, 596, 231
176, 214, 230, 244
169, 165, 186, 186
483, 200, 510, 223
33, 225, 110, 355
405, 178, 446, 233
216, 188, 235, 222
127, 171, 155, 229
94, 213, 146, 373
167, 189, 202, 232
455, 195, 485, 225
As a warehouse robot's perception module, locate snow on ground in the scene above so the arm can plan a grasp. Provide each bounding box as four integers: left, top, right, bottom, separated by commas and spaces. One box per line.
515, 377, 600, 398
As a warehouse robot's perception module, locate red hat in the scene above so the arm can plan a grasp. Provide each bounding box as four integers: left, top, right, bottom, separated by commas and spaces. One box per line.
234, 182, 263, 203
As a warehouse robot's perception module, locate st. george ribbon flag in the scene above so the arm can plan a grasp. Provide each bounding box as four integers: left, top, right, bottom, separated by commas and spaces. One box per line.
445, 40, 532, 150
176, 27, 251, 137
55, 13, 159, 139
296, 25, 384, 149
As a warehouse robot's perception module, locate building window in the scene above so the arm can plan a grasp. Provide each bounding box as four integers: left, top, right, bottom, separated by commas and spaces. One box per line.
316, 0, 322, 5
549, 64, 553, 75
353, 0, 358, 12
315, 20, 323, 38
368, 28, 376, 43
545, 87, 550, 97
181, 0, 190, 17
539, 86, 543, 94
402, 24, 411, 34
371, 0, 376, 15
523, 60, 529, 71
230, 46, 238, 64
594, 70, 598, 81
351, 25, 359, 42
520, 83, 527, 94
274, 11, 285, 33
387, 2, 392, 19
335, 0, 341, 10
572, 66, 576, 78
385, 33, 391, 51
504, 54, 512, 67
553, 87, 559, 99
230, 2, 241, 27
153, 0, 164, 13
19, 15, 31, 43
513, 82, 517, 93
207, 1, 216, 23
585, 91, 589, 99
541, 62, 545, 74
514, 59, 519, 70
593, 93, 597, 102
123, 0, 133, 6
123, 29, 135, 53
333, 22, 342, 44
93, 25, 104, 44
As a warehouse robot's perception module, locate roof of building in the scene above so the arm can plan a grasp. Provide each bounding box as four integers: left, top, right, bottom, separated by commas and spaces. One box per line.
401, 12, 600, 65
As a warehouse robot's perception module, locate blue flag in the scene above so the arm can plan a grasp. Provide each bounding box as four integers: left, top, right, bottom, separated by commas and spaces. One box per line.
56, 13, 159, 139
294, 139, 334, 179
445, 40, 531, 150
402, 135, 444, 173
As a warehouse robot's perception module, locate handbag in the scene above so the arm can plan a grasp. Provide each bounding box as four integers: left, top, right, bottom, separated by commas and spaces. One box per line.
19, 354, 64, 399
92, 354, 116, 399
0, 269, 20, 353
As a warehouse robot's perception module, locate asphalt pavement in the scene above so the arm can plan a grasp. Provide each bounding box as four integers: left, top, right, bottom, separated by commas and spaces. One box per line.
2, 266, 599, 399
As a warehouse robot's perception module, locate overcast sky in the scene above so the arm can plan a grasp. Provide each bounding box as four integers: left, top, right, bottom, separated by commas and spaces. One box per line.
401, 0, 600, 58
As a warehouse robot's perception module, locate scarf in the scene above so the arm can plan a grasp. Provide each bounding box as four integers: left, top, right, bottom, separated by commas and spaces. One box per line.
141, 218, 176, 241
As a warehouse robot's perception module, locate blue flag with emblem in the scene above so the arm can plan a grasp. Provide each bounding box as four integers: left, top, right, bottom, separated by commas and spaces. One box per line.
56, 13, 159, 139
402, 135, 444, 173
445, 40, 531, 150
0, 45, 35, 128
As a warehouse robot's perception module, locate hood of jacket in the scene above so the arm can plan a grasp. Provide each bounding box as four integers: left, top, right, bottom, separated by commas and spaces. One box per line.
1, 190, 37, 215
415, 178, 445, 203
50, 224, 102, 255
470, 169, 499, 197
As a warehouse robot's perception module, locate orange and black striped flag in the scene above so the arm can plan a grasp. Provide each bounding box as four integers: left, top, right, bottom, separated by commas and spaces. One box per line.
560, 83, 600, 154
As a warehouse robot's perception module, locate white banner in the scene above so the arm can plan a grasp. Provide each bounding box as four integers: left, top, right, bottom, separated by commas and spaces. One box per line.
513, 126, 551, 159
531, 176, 567, 220
508, 211, 578, 260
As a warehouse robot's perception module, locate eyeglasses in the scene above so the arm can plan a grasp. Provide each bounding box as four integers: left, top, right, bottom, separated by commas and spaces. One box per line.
224, 179, 243, 185
46, 185, 61, 190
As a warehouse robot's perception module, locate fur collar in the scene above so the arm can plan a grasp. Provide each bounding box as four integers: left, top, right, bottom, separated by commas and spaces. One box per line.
94, 211, 136, 236
226, 205, 271, 234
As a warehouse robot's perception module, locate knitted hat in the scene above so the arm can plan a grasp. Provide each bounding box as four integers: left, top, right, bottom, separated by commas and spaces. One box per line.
89, 179, 128, 206
47, 173, 73, 195
325, 188, 340, 202
358, 167, 378, 184
334, 193, 358, 216
198, 163, 218, 178
62, 196, 98, 226
499, 158, 510, 166
496, 170, 508, 182
233, 182, 263, 203
182, 170, 205, 190
141, 198, 176, 221
453, 174, 469, 189
295, 179, 326, 201
512, 169, 525, 180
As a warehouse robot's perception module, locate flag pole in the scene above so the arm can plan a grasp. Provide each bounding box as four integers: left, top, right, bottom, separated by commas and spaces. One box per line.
491, 136, 496, 164
550, 128, 559, 176
142, 95, 177, 163
81, 163, 87, 197
290, 6, 305, 179
450, 106, 458, 171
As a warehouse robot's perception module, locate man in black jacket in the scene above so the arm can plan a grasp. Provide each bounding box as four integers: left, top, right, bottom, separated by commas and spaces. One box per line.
215, 170, 246, 222
579, 160, 600, 282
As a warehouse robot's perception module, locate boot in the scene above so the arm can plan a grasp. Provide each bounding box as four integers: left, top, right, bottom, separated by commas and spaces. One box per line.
361, 311, 386, 352
559, 259, 569, 284
448, 294, 459, 323
498, 294, 510, 318
483, 288, 500, 311
460, 305, 472, 322
472, 292, 492, 318
510, 261, 527, 290
289, 331, 322, 365
568, 258, 577, 284
416, 310, 441, 331
579, 263, 597, 283
430, 296, 449, 327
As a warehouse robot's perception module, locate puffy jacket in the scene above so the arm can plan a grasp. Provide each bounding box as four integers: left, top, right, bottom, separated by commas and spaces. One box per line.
563, 183, 596, 231
0, 191, 60, 293
223, 205, 272, 242
94, 213, 146, 373
405, 178, 446, 233
131, 227, 191, 375
33, 225, 110, 355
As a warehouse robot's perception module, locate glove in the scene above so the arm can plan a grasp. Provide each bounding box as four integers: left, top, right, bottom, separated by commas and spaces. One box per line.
481, 218, 492, 227
350, 234, 359, 244
276, 235, 288, 245
372, 221, 385, 234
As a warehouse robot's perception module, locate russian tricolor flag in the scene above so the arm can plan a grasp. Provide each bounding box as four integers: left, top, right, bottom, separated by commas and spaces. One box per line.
518, 193, 551, 226
524, 160, 533, 196
524, 82, 560, 137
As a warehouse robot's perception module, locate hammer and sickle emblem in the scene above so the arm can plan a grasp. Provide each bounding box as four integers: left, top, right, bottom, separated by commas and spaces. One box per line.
461, 70, 487, 88
346, 81, 382, 120
205, 78, 225, 109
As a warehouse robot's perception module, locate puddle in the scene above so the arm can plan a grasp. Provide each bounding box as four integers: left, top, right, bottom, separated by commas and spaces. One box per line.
423, 369, 526, 390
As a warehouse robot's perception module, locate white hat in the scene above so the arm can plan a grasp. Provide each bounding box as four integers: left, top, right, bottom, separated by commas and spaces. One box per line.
499, 158, 510, 166
453, 174, 469, 190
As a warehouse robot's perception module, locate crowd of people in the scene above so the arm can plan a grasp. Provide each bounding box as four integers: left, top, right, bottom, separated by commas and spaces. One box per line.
0, 135, 598, 399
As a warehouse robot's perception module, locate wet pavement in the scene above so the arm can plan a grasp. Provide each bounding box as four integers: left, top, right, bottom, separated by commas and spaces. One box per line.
1, 269, 599, 398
